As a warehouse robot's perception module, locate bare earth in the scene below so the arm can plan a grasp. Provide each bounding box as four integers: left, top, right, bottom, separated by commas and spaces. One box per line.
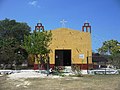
0, 75, 120, 90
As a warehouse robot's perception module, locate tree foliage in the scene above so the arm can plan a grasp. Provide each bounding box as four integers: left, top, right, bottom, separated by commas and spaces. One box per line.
98, 40, 120, 55
110, 53, 120, 68
23, 31, 52, 55
0, 18, 31, 69
0, 18, 31, 44
0, 38, 18, 64
98, 39, 120, 68
22, 30, 52, 69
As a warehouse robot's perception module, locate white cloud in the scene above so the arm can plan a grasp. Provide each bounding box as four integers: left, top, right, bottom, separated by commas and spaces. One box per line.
29, 1, 37, 6
28, 0, 39, 7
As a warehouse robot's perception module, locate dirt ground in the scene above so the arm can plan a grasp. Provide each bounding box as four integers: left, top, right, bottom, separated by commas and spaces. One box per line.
0, 75, 120, 90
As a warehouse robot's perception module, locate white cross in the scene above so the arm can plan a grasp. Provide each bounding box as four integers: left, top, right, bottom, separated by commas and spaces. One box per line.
38, 20, 41, 23
60, 19, 67, 28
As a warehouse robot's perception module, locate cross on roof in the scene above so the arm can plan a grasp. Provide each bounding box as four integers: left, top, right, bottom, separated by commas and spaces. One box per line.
60, 19, 67, 28
38, 20, 41, 23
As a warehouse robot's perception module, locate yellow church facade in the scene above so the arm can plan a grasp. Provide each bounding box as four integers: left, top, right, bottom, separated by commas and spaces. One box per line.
33, 22, 92, 70
48, 23, 92, 70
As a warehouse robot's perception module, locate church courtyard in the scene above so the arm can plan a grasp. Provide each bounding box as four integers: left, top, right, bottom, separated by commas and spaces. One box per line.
0, 75, 120, 90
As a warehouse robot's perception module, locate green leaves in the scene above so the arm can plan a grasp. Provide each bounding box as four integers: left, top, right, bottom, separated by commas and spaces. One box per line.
98, 39, 120, 55
0, 18, 31, 44
22, 31, 52, 55
0, 37, 18, 64
0, 18, 31, 68
98, 39, 120, 68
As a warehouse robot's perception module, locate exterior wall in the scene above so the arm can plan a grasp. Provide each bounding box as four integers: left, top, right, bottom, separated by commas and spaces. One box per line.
49, 28, 92, 68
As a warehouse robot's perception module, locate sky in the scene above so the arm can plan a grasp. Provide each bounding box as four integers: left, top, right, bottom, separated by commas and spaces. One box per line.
0, 0, 120, 52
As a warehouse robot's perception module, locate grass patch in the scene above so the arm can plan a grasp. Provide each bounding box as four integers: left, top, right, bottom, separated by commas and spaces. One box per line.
0, 74, 120, 90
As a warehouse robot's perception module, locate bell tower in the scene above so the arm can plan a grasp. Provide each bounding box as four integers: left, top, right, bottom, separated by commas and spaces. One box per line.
82, 22, 91, 33
34, 22, 44, 32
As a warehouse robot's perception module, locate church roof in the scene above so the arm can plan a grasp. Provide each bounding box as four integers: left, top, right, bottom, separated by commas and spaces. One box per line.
51, 28, 88, 33
51, 28, 91, 36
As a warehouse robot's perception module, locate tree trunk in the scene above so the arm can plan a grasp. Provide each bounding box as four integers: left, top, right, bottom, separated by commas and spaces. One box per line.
47, 56, 50, 76
3, 64, 7, 70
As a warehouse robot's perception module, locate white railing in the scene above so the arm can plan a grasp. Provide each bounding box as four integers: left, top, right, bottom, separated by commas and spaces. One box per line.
88, 68, 119, 75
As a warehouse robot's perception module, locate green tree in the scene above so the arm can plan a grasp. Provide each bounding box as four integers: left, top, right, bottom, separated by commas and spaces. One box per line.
0, 18, 31, 44
98, 39, 120, 68
0, 18, 31, 69
98, 40, 120, 55
22, 31, 52, 70
0, 37, 18, 69
109, 53, 120, 68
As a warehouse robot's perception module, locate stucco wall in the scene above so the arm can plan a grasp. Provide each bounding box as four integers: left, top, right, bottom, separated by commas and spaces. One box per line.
49, 28, 92, 65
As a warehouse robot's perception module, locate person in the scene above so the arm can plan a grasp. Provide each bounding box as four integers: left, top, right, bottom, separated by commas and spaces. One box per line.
49, 68, 53, 74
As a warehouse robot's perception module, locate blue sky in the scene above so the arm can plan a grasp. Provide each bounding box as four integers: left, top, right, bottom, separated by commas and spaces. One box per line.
0, 0, 120, 52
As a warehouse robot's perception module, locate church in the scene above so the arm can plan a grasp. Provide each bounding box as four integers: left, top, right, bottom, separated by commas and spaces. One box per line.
33, 22, 92, 70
